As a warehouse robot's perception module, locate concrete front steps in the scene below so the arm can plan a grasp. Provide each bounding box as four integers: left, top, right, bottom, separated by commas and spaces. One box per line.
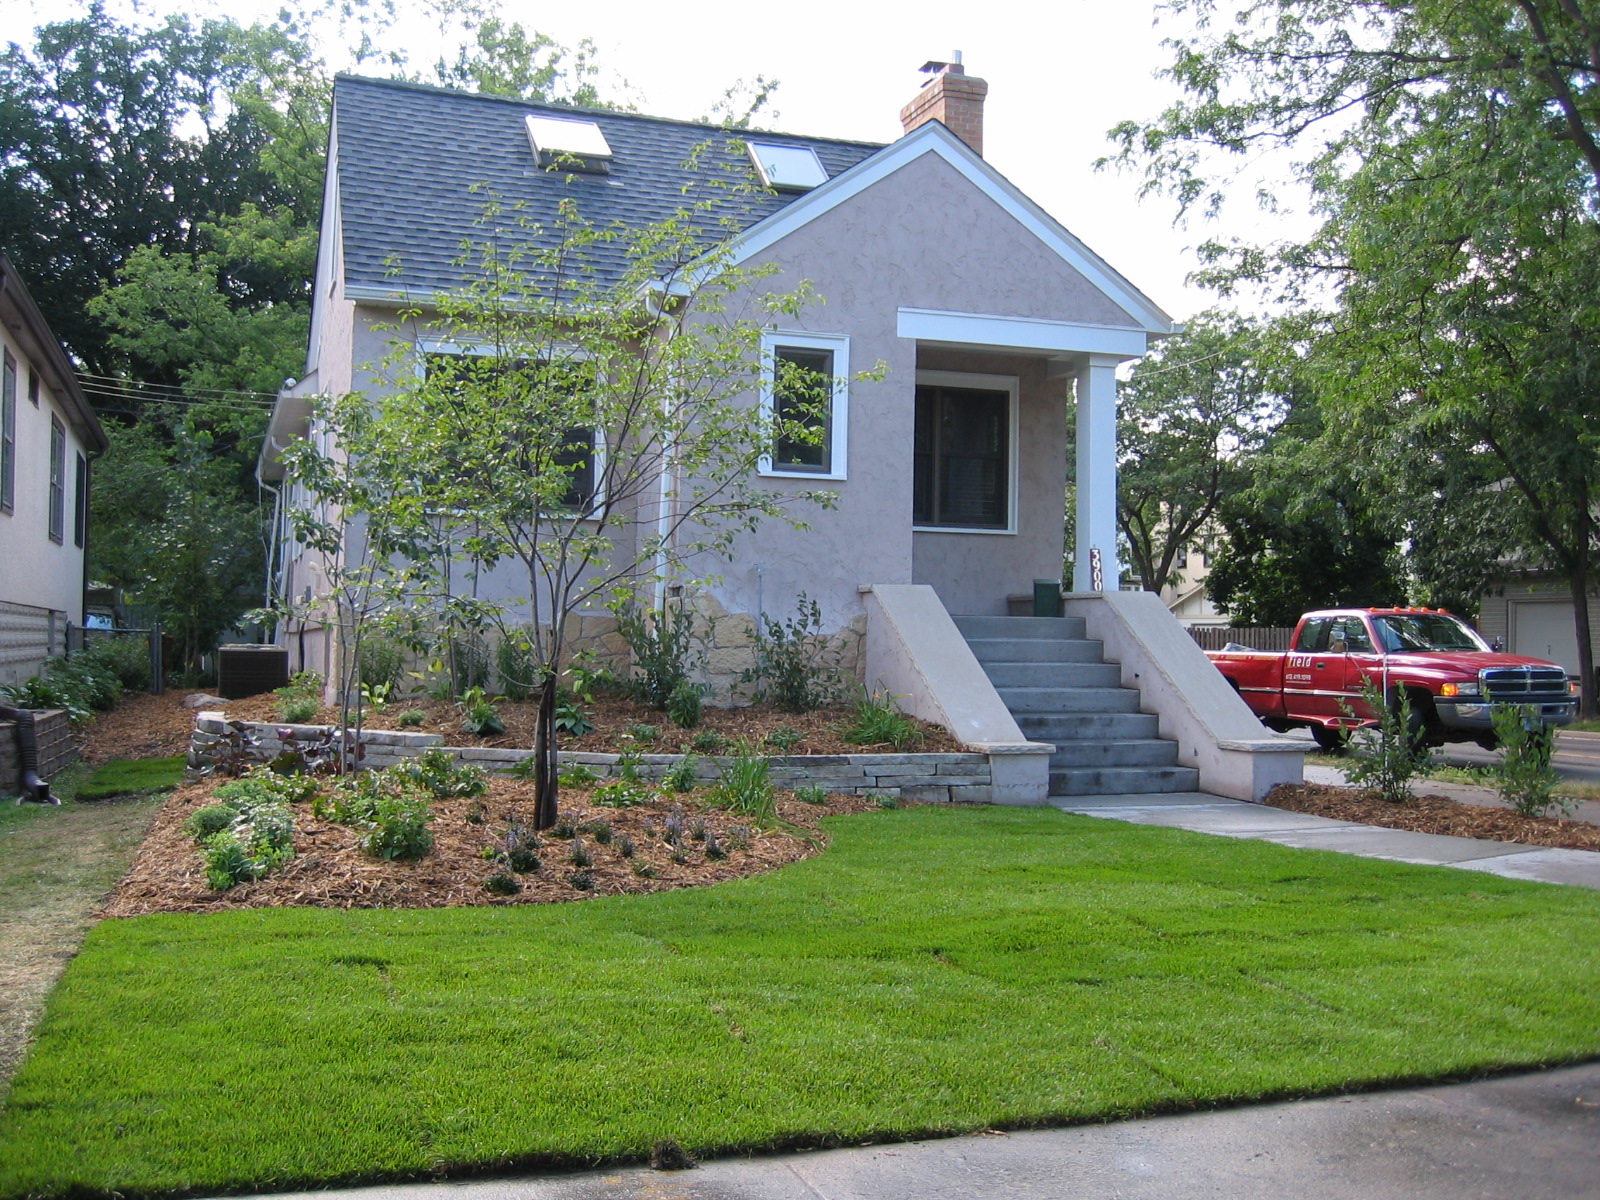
955, 614, 1200, 796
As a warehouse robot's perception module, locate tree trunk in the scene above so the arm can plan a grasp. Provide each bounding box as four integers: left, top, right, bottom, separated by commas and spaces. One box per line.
532, 676, 559, 830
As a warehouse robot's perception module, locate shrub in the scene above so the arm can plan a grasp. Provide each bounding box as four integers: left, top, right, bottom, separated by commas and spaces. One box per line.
398, 708, 426, 727
399, 747, 488, 799
1491, 704, 1569, 818
78, 635, 151, 692
842, 687, 924, 750
458, 686, 505, 736
358, 635, 407, 693
704, 829, 727, 860
46, 652, 122, 712
569, 869, 595, 890
612, 599, 703, 709
507, 846, 541, 873
276, 671, 323, 702
709, 738, 776, 823
360, 790, 434, 861
616, 834, 636, 858
1341, 678, 1433, 804
569, 840, 593, 868
630, 859, 657, 878
626, 723, 660, 745
183, 804, 240, 843
552, 811, 578, 839
691, 729, 727, 754
666, 680, 703, 729
582, 818, 614, 844
593, 779, 650, 808
215, 766, 319, 807
199, 799, 295, 890
495, 632, 539, 702
764, 726, 803, 752
483, 872, 521, 896
661, 755, 699, 793
742, 593, 841, 713
0, 674, 92, 724
278, 696, 319, 723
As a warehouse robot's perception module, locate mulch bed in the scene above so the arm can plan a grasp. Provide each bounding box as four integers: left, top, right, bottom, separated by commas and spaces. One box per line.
212, 693, 961, 757
1265, 782, 1600, 852
79, 690, 213, 765
104, 776, 884, 918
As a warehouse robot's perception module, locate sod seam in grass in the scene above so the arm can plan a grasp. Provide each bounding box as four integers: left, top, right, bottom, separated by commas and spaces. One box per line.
2, 805, 1599, 1199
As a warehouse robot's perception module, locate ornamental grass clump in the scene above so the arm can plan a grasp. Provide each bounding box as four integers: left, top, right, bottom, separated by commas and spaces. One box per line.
842, 687, 924, 750
709, 738, 776, 824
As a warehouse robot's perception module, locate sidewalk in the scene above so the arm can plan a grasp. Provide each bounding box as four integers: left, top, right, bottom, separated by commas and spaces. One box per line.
218, 1062, 1600, 1199
1053, 789, 1600, 889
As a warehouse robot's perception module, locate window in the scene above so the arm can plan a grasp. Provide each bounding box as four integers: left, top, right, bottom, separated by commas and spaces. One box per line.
48, 416, 65, 544
747, 143, 828, 192
421, 346, 603, 513
760, 331, 848, 479
913, 372, 1017, 531
27, 365, 39, 406
1, 349, 15, 514
524, 114, 613, 172
74, 452, 87, 548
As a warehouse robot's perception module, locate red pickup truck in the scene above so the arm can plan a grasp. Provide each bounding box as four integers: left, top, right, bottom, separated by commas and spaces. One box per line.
1207, 607, 1578, 752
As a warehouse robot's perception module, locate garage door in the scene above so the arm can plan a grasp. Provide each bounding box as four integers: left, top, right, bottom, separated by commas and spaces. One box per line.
1512, 601, 1580, 674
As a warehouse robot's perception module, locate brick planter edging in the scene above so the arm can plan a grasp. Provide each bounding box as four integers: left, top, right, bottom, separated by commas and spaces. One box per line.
189, 714, 994, 804
1, 709, 77, 795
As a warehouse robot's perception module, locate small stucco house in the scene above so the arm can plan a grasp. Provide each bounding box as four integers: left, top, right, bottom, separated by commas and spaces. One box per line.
0, 254, 109, 687
261, 65, 1302, 802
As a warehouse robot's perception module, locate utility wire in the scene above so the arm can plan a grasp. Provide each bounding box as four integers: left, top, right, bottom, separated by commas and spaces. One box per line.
75, 370, 283, 401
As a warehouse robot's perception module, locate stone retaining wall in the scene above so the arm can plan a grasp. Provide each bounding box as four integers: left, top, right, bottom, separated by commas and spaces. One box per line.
0, 709, 77, 797
189, 714, 994, 804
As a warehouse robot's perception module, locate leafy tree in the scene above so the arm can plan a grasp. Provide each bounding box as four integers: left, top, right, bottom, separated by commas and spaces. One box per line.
90, 423, 265, 677
1112, 0, 1600, 714
283, 180, 877, 824
1116, 311, 1278, 593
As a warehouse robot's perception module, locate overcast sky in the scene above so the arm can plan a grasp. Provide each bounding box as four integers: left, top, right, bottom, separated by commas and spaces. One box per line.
25, 0, 1311, 320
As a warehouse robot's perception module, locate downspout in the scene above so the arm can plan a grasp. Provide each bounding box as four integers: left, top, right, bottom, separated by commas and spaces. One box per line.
1, 705, 54, 804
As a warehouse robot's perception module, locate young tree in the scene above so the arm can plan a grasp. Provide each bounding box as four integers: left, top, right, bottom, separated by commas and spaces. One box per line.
1115, 311, 1278, 593
285, 183, 873, 824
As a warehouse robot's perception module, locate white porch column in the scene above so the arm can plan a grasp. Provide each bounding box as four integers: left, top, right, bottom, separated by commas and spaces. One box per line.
1073, 354, 1121, 593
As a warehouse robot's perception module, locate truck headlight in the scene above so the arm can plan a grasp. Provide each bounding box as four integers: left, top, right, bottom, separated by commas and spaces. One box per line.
1441, 682, 1480, 698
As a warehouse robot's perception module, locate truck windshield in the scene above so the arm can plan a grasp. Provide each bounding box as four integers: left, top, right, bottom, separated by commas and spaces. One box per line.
1372, 613, 1489, 653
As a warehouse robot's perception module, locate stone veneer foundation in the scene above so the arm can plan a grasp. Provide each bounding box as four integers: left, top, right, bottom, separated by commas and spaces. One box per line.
189, 714, 996, 805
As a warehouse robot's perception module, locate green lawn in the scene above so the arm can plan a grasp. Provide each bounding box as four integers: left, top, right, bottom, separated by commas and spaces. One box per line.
3, 805, 1599, 1199
74, 756, 186, 802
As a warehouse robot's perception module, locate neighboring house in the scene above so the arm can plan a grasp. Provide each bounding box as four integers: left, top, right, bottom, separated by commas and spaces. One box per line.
1162, 537, 1230, 629
260, 65, 1177, 697
0, 254, 109, 687
1478, 573, 1598, 680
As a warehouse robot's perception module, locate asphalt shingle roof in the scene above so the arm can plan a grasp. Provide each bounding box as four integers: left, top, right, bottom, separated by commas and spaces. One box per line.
334, 75, 885, 296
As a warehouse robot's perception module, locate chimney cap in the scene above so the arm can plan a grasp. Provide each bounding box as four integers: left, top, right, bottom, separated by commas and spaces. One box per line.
919, 59, 964, 76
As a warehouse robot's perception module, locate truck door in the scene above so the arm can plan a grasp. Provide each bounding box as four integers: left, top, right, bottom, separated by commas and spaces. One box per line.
1335, 617, 1381, 721
1284, 616, 1346, 722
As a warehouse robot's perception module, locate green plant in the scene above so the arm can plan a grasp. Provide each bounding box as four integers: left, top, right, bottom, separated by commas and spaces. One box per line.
465, 799, 487, 825
568, 869, 595, 891
215, 766, 319, 808
666, 679, 703, 729
1341, 677, 1434, 804
360, 790, 434, 861
764, 726, 803, 752
357, 635, 406, 693
183, 804, 239, 843
552, 811, 578, 839
743, 593, 841, 713
569, 840, 593, 868
616, 835, 636, 858
661, 755, 699, 793
398, 709, 425, 728
704, 828, 727, 860
400, 747, 488, 799
199, 798, 295, 890
555, 762, 600, 787
495, 632, 539, 702
276, 671, 323, 702
793, 784, 830, 806
359, 681, 392, 713
691, 729, 727, 754
612, 599, 703, 710
626, 723, 660, 744
593, 779, 650, 808
482, 872, 521, 896
842, 687, 924, 751
1491, 704, 1569, 818
457, 686, 505, 737
554, 690, 593, 737
582, 818, 614, 844
709, 738, 776, 823
507, 846, 541, 873
614, 746, 645, 783
278, 696, 319, 723
74, 635, 152, 692
630, 858, 657, 878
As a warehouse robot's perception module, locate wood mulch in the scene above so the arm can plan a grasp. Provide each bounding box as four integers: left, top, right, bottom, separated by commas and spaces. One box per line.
79, 690, 214, 765
104, 776, 884, 918
1265, 782, 1600, 852
213, 692, 961, 757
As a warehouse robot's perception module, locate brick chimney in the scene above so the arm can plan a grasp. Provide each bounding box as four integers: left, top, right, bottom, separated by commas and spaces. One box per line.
900, 57, 988, 156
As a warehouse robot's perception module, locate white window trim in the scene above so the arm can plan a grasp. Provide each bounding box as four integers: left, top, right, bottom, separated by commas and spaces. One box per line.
757, 329, 850, 481
416, 338, 608, 511
912, 369, 1020, 536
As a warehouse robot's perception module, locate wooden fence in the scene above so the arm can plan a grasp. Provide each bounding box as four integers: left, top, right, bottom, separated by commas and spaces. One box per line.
1186, 626, 1297, 653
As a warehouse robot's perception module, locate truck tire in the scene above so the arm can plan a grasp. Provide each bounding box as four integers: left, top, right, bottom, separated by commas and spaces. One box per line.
1312, 725, 1349, 754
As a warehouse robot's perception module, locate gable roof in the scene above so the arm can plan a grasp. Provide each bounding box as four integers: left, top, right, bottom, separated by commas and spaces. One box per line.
334, 75, 882, 300
0, 254, 108, 452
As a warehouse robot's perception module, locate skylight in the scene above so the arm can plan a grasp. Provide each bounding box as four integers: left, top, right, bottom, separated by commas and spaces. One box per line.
524, 114, 614, 170
747, 142, 828, 192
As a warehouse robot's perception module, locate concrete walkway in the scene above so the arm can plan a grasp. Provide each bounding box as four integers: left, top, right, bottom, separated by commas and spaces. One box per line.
223, 1063, 1600, 1199
1052, 791, 1600, 889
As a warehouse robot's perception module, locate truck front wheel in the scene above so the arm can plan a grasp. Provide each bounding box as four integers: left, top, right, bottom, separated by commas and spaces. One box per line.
1312, 725, 1349, 754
